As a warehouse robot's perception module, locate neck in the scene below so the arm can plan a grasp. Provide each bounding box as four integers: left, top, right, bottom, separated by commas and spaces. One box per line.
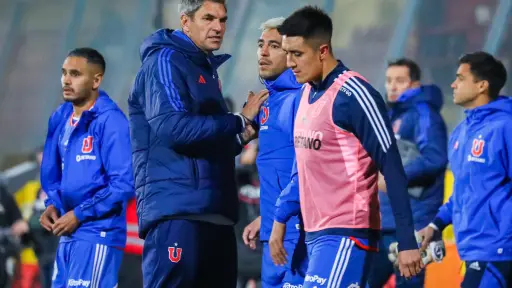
73, 91, 99, 117
320, 56, 339, 82
464, 94, 492, 110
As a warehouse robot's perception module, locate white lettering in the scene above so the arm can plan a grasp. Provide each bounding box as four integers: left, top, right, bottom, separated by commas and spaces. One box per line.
340, 86, 352, 96
305, 274, 327, 285
67, 279, 91, 287
283, 283, 303, 288
76, 155, 97, 162
467, 155, 485, 163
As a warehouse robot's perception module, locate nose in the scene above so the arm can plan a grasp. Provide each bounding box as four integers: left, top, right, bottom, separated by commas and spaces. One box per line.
62, 74, 71, 86
212, 19, 223, 33
259, 44, 270, 57
450, 80, 456, 89
286, 54, 295, 68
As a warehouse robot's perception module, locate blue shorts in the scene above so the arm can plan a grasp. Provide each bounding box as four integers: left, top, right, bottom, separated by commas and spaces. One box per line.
462, 261, 512, 288
261, 237, 308, 288
304, 235, 375, 288
142, 219, 237, 288
52, 240, 123, 288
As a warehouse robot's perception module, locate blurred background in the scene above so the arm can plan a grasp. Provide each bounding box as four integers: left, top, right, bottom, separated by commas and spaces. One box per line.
0, 0, 510, 287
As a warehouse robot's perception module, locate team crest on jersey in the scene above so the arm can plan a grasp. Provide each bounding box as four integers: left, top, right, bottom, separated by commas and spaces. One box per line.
467, 137, 486, 163
260, 106, 269, 125
392, 119, 402, 134
168, 244, 182, 263
471, 138, 485, 157
82, 136, 93, 153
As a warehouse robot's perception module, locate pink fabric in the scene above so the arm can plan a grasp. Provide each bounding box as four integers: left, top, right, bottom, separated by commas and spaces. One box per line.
294, 71, 380, 232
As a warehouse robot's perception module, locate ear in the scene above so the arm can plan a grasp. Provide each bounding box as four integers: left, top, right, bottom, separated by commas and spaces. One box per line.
479, 79, 489, 95
181, 14, 190, 33
319, 44, 330, 61
92, 73, 103, 90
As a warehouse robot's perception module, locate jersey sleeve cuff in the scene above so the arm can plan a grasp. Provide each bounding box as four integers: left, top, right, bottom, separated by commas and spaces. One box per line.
44, 198, 56, 208
432, 217, 448, 232
73, 206, 85, 222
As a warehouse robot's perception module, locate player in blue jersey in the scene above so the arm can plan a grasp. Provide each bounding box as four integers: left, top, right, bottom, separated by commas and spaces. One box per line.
242, 17, 308, 288
39, 48, 134, 288
420, 51, 511, 287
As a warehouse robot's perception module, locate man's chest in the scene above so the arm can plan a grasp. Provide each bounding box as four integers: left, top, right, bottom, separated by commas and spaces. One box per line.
182, 66, 225, 114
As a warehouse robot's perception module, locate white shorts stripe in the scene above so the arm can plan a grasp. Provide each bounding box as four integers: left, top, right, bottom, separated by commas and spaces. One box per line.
348, 77, 392, 148
330, 238, 353, 288
342, 83, 388, 152
332, 240, 355, 288
91, 244, 101, 288
326, 238, 346, 288
96, 245, 108, 288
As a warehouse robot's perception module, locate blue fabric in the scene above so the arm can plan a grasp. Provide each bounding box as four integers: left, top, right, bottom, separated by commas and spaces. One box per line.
261, 238, 308, 288
256, 69, 303, 241
52, 240, 123, 288
141, 219, 237, 288
368, 232, 425, 287
303, 235, 375, 288
41, 91, 134, 248
380, 85, 448, 231
129, 29, 245, 238
434, 96, 512, 261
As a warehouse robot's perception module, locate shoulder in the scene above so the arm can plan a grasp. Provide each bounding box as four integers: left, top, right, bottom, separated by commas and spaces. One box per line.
144, 48, 185, 77
335, 75, 384, 108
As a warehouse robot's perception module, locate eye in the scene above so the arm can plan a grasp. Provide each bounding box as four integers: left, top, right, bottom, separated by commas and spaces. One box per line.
293, 52, 301, 57
270, 44, 280, 49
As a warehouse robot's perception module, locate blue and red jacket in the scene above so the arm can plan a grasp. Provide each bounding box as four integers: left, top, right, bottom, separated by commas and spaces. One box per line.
380, 85, 448, 231
255, 69, 302, 241
41, 91, 134, 248
433, 96, 512, 261
129, 29, 245, 238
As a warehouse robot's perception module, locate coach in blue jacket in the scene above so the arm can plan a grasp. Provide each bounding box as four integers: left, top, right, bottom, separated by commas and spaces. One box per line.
421, 52, 512, 287
128, 1, 267, 287
369, 59, 448, 288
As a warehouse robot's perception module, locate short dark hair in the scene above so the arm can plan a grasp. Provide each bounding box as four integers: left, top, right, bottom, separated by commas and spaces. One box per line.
67, 47, 106, 73
277, 6, 332, 48
388, 58, 421, 82
459, 51, 507, 99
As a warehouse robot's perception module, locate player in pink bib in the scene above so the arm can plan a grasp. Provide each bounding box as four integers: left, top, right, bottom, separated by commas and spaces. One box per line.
269, 6, 423, 287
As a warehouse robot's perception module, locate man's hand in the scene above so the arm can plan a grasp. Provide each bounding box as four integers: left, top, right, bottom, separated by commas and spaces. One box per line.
241, 90, 269, 120
52, 210, 79, 237
418, 225, 436, 251
240, 122, 258, 144
378, 172, 387, 192
242, 216, 261, 250
11, 219, 29, 237
269, 221, 287, 266
40, 205, 59, 232
397, 249, 424, 278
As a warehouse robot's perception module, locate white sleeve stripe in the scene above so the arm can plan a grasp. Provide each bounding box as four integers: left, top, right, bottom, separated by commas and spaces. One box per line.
343, 83, 388, 153
346, 78, 391, 148
349, 77, 392, 146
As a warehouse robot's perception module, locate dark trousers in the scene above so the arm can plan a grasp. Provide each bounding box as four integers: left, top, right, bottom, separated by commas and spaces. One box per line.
118, 252, 143, 288
142, 219, 237, 288
367, 232, 425, 288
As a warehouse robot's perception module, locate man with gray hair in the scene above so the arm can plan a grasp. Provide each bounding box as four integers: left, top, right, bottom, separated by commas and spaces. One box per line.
241, 17, 308, 288
128, 0, 268, 287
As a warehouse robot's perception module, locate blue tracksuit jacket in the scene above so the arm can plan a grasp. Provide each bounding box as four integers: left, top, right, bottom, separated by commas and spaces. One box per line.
255, 69, 302, 241
433, 96, 512, 261
41, 91, 134, 248
128, 29, 245, 238
380, 85, 448, 231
